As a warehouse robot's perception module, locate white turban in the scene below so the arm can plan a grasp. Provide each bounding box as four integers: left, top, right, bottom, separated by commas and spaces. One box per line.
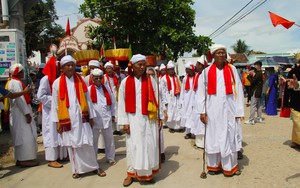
91, 68, 103, 76
167, 61, 175, 69
60, 55, 76, 66
104, 61, 114, 69
130, 54, 146, 64
210, 44, 227, 54
184, 61, 195, 70
159, 64, 166, 70
10, 64, 24, 76
197, 55, 206, 65
88, 60, 100, 68
227, 53, 232, 62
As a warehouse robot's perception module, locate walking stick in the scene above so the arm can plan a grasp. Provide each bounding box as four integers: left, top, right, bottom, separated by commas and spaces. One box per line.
200, 68, 207, 179
156, 69, 162, 169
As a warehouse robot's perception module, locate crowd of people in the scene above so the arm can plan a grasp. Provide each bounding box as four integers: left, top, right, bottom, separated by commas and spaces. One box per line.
1, 43, 300, 187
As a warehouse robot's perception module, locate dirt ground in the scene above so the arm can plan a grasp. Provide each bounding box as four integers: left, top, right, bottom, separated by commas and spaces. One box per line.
1, 105, 300, 188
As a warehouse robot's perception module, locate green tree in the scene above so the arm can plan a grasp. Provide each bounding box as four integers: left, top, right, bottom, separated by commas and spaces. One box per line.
80, 0, 210, 61
231, 39, 250, 54
195, 35, 213, 56
25, 0, 64, 57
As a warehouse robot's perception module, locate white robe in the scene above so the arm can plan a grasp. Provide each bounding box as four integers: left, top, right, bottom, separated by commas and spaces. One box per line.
37, 76, 67, 161
8, 78, 37, 161
37, 76, 60, 148
88, 84, 116, 161
118, 76, 159, 180
192, 73, 205, 136
103, 73, 118, 97
179, 75, 195, 129
84, 74, 106, 148
84, 75, 92, 86
51, 75, 96, 147
103, 73, 119, 131
196, 64, 244, 157
51, 75, 99, 174
160, 75, 182, 129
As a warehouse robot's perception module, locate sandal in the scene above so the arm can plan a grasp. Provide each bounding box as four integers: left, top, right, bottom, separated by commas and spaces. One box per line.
224, 170, 241, 177
72, 173, 80, 179
234, 170, 241, 176
123, 176, 133, 187
94, 169, 106, 177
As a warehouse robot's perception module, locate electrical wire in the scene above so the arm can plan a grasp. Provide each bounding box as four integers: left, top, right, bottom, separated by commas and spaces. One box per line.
210, 0, 268, 39
209, 0, 254, 37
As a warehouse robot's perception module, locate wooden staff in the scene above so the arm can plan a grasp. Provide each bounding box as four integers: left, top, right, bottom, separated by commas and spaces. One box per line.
200, 66, 208, 179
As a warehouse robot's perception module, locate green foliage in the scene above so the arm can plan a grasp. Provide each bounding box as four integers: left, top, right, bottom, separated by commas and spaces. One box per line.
195, 35, 213, 56
231, 39, 250, 54
25, 0, 64, 57
80, 0, 211, 61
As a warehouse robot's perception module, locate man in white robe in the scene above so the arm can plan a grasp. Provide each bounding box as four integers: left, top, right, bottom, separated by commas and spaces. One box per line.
197, 44, 244, 177
160, 61, 183, 133
37, 56, 67, 168
179, 61, 196, 139
88, 68, 116, 165
192, 56, 206, 148
51, 55, 106, 179
8, 64, 38, 167
118, 54, 159, 187
158, 64, 167, 130
84, 60, 106, 154
147, 67, 166, 163
103, 61, 122, 135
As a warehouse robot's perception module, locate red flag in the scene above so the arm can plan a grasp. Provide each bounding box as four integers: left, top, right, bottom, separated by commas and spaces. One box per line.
66, 18, 71, 36
269, 11, 295, 29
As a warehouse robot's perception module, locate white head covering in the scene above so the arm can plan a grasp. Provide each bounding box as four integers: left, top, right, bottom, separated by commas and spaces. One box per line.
104, 61, 114, 69
197, 55, 206, 65
88, 60, 100, 68
131, 54, 146, 64
184, 61, 193, 69
227, 53, 232, 63
60, 55, 76, 66
125, 67, 128, 72
10, 64, 24, 76
210, 44, 227, 54
154, 66, 159, 70
167, 61, 175, 69
159, 64, 166, 70
91, 68, 103, 76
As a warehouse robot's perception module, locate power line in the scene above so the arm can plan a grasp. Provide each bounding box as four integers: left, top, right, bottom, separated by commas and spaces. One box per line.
25, 0, 142, 25
25, 12, 80, 25
209, 0, 268, 39
211, 0, 267, 39
209, 0, 254, 37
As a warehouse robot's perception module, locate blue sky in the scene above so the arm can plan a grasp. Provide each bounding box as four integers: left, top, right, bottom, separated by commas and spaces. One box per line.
55, 0, 300, 54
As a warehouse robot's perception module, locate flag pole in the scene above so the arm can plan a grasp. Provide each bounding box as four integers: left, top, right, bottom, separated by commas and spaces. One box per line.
294, 23, 300, 27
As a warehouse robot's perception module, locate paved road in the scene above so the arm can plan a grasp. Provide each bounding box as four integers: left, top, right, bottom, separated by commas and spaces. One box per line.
1, 106, 300, 188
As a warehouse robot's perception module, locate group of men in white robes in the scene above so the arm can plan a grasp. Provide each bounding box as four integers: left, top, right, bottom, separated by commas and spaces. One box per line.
7, 43, 244, 183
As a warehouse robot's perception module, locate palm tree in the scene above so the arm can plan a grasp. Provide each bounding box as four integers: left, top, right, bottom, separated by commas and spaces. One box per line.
231, 39, 250, 53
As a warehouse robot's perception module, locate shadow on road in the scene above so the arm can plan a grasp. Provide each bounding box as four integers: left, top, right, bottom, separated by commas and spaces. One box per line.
155, 146, 180, 181
283, 140, 300, 152
285, 173, 300, 182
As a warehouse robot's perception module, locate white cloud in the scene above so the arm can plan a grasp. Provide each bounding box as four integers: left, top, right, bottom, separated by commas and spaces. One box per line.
55, 0, 300, 54
192, 0, 300, 53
